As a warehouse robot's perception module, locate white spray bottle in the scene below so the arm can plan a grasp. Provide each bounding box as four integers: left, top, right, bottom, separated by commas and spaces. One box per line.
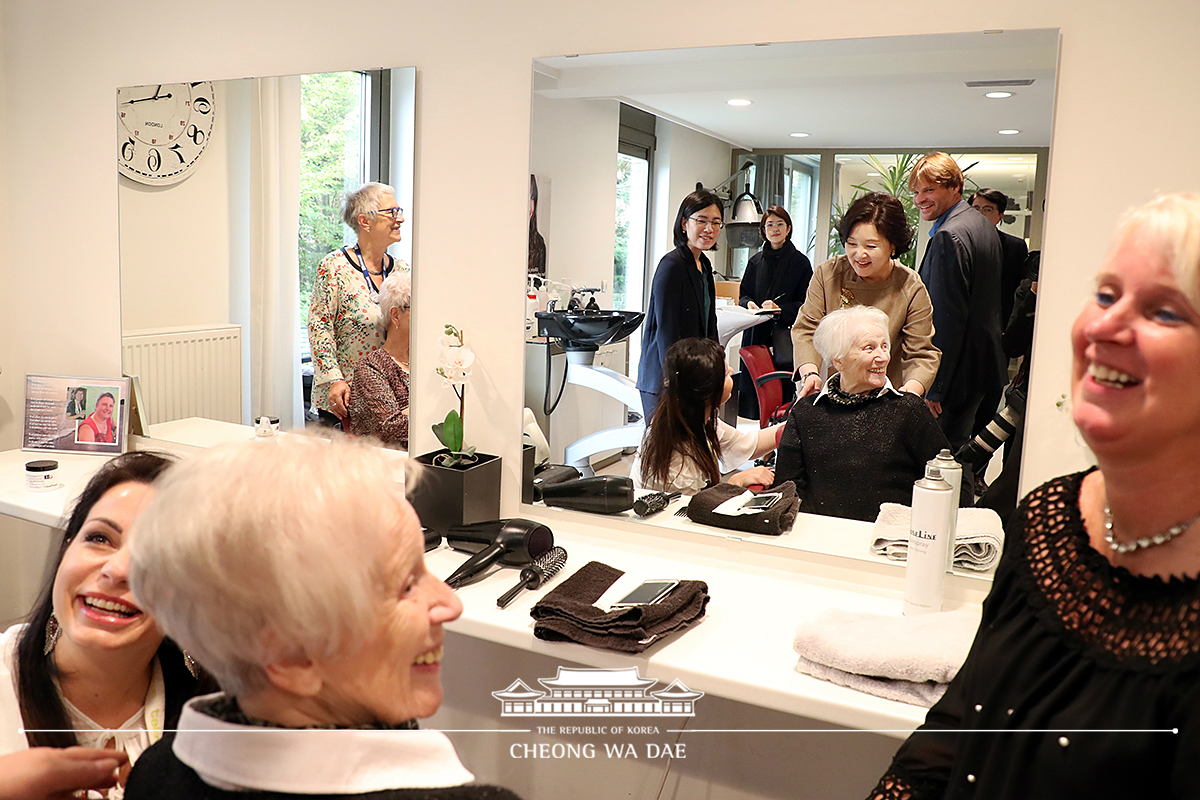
903, 462, 954, 616
930, 449, 963, 572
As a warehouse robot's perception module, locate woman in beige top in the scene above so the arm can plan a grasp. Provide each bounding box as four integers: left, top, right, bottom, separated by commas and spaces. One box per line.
791, 192, 940, 397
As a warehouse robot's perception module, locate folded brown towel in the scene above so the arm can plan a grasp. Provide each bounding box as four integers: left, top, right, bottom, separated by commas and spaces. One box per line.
531, 561, 709, 653
685, 481, 799, 535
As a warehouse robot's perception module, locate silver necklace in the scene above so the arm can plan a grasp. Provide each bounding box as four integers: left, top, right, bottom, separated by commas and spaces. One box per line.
1104, 505, 1200, 553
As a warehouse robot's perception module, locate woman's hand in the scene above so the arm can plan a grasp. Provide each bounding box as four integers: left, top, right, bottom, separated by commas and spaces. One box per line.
746, 301, 760, 310
328, 380, 351, 419
0, 748, 126, 800
761, 299, 779, 310
728, 466, 775, 488
900, 379, 925, 396
796, 363, 822, 397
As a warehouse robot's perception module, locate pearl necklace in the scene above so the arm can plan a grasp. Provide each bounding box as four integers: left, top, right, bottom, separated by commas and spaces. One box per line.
1104, 505, 1200, 554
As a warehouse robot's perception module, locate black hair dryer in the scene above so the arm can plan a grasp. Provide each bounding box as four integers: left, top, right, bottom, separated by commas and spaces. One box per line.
444, 518, 554, 589
538, 475, 634, 514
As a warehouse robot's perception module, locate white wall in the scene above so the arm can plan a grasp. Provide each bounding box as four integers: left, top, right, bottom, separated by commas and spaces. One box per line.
529, 94, 619, 303
652, 118, 735, 276
3, 0, 1200, 507
118, 80, 243, 332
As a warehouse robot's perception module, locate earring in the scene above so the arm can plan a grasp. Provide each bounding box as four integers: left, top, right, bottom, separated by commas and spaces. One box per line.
44, 614, 61, 656
182, 650, 199, 679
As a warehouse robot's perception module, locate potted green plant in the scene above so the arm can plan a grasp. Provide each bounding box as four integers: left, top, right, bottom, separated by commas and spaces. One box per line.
408, 325, 502, 532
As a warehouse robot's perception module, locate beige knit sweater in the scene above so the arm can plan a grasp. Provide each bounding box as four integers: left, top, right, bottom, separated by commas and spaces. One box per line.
790, 255, 941, 392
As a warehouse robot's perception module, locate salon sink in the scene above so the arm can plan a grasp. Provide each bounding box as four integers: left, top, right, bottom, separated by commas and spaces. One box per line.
536, 310, 644, 351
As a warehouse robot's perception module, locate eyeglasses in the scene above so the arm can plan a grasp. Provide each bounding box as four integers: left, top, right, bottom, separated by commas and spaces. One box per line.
764, 221, 788, 231
688, 216, 723, 231
374, 207, 404, 220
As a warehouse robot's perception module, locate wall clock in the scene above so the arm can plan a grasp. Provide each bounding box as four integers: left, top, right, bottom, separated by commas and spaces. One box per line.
117, 81, 215, 186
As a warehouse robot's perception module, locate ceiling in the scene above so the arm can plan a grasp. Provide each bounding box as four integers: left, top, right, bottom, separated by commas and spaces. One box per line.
533, 29, 1059, 151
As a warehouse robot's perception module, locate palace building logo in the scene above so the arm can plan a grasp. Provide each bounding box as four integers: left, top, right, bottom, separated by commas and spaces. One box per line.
492, 666, 704, 717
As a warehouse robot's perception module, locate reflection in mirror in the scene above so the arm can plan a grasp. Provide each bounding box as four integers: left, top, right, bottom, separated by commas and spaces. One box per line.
118, 68, 416, 444
524, 30, 1058, 566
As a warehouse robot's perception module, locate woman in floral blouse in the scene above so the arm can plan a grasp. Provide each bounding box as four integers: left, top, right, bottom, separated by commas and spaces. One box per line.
308, 182, 409, 427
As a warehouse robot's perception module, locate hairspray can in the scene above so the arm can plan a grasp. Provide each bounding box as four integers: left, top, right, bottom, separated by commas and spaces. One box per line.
903, 463, 953, 616
930, 449, 962, 572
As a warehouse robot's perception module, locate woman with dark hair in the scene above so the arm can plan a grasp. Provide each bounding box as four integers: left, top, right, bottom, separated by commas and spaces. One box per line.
636, 189, 724, 422
66, 387, 88, 421
737, 205, 813, 416
77, 392, 116, 444
633, 338, 779, 495
0, 452, 214, 797
791, 192, 940, 399
528, 174, 547, 278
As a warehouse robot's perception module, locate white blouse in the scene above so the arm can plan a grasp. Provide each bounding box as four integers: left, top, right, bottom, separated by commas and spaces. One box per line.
632, 419, 759, 496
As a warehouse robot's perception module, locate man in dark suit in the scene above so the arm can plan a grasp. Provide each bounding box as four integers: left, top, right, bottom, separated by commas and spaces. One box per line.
969, 188, 1030, 446
909, 153, 1006, 451
970, 188, 1029, 324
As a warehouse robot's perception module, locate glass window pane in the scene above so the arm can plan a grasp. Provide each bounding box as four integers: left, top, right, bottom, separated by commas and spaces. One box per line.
298, 71, 366, 327
614, 152, 649, 311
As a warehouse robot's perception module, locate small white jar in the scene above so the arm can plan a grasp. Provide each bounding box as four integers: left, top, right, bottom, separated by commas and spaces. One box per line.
25, 460, 60, 492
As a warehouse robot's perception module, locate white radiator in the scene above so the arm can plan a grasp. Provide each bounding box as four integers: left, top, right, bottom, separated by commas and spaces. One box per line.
122, 325, 243, 426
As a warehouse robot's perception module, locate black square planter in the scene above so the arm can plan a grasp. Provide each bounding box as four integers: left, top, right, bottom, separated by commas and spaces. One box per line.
522, 443, 535, 504
408, 449, 502, 534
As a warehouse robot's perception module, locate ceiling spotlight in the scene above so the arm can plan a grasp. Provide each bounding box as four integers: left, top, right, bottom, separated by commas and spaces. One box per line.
789, 132, 810, 138
1008, 156, 1024, 161
727, 98, 752, 107
998, 129, 1020, 135
866, 172, 881, 177
985, 91, 1013, 99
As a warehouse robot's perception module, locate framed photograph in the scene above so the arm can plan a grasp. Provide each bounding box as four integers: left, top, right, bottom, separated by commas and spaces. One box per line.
23, 374, 132, 456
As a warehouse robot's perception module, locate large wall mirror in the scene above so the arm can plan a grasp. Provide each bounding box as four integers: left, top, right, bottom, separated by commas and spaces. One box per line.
523, 30, 1059, 570
118, 67, 416, 441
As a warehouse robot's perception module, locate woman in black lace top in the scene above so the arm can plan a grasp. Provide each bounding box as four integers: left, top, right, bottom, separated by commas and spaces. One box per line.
870, 194, 1200, 799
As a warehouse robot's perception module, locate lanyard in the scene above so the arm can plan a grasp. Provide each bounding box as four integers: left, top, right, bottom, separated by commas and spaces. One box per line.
349, 245, 390, 304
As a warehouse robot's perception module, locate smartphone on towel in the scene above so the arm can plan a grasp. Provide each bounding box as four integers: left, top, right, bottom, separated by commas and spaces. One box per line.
611, 579, 679, 607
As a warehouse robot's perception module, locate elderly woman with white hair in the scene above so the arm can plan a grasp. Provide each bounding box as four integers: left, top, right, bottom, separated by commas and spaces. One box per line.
349, 272, 412, 449
123, 436, 522, 799
869, 193, 1200, 799
773, 305, 967, 521
309, 182, 409, 427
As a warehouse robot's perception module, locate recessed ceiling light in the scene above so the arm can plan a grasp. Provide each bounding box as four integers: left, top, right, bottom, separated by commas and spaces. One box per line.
1008, 156, 1024, 161
727, 98, 752, 107
789, 132, 810, 138
998, 129, 1020, 135
866, 172, 881, 177
985, 91, 1013, 99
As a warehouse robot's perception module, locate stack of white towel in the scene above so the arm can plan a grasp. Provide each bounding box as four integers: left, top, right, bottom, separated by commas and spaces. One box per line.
793, 606, 982, 707
870, 503, 1004, 572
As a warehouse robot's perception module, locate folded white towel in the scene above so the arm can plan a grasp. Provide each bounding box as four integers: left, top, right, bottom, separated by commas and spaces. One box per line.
792, 606, 982, 707
793, 655, 948, 708
870, 503, 1003, 572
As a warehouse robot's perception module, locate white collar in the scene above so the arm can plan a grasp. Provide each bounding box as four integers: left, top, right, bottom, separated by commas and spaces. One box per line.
173, 693, 475, 793
812, 375, 900, 405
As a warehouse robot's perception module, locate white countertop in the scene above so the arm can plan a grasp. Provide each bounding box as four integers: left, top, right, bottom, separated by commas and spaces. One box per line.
0, 423, 986, 739
430, 506, 991, 738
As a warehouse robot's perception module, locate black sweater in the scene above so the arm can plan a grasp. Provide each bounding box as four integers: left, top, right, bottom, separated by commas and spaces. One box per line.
772, 389, 968, 521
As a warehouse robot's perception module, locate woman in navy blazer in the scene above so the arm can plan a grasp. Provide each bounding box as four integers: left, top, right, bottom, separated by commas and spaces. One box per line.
636, 189, 724, 421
